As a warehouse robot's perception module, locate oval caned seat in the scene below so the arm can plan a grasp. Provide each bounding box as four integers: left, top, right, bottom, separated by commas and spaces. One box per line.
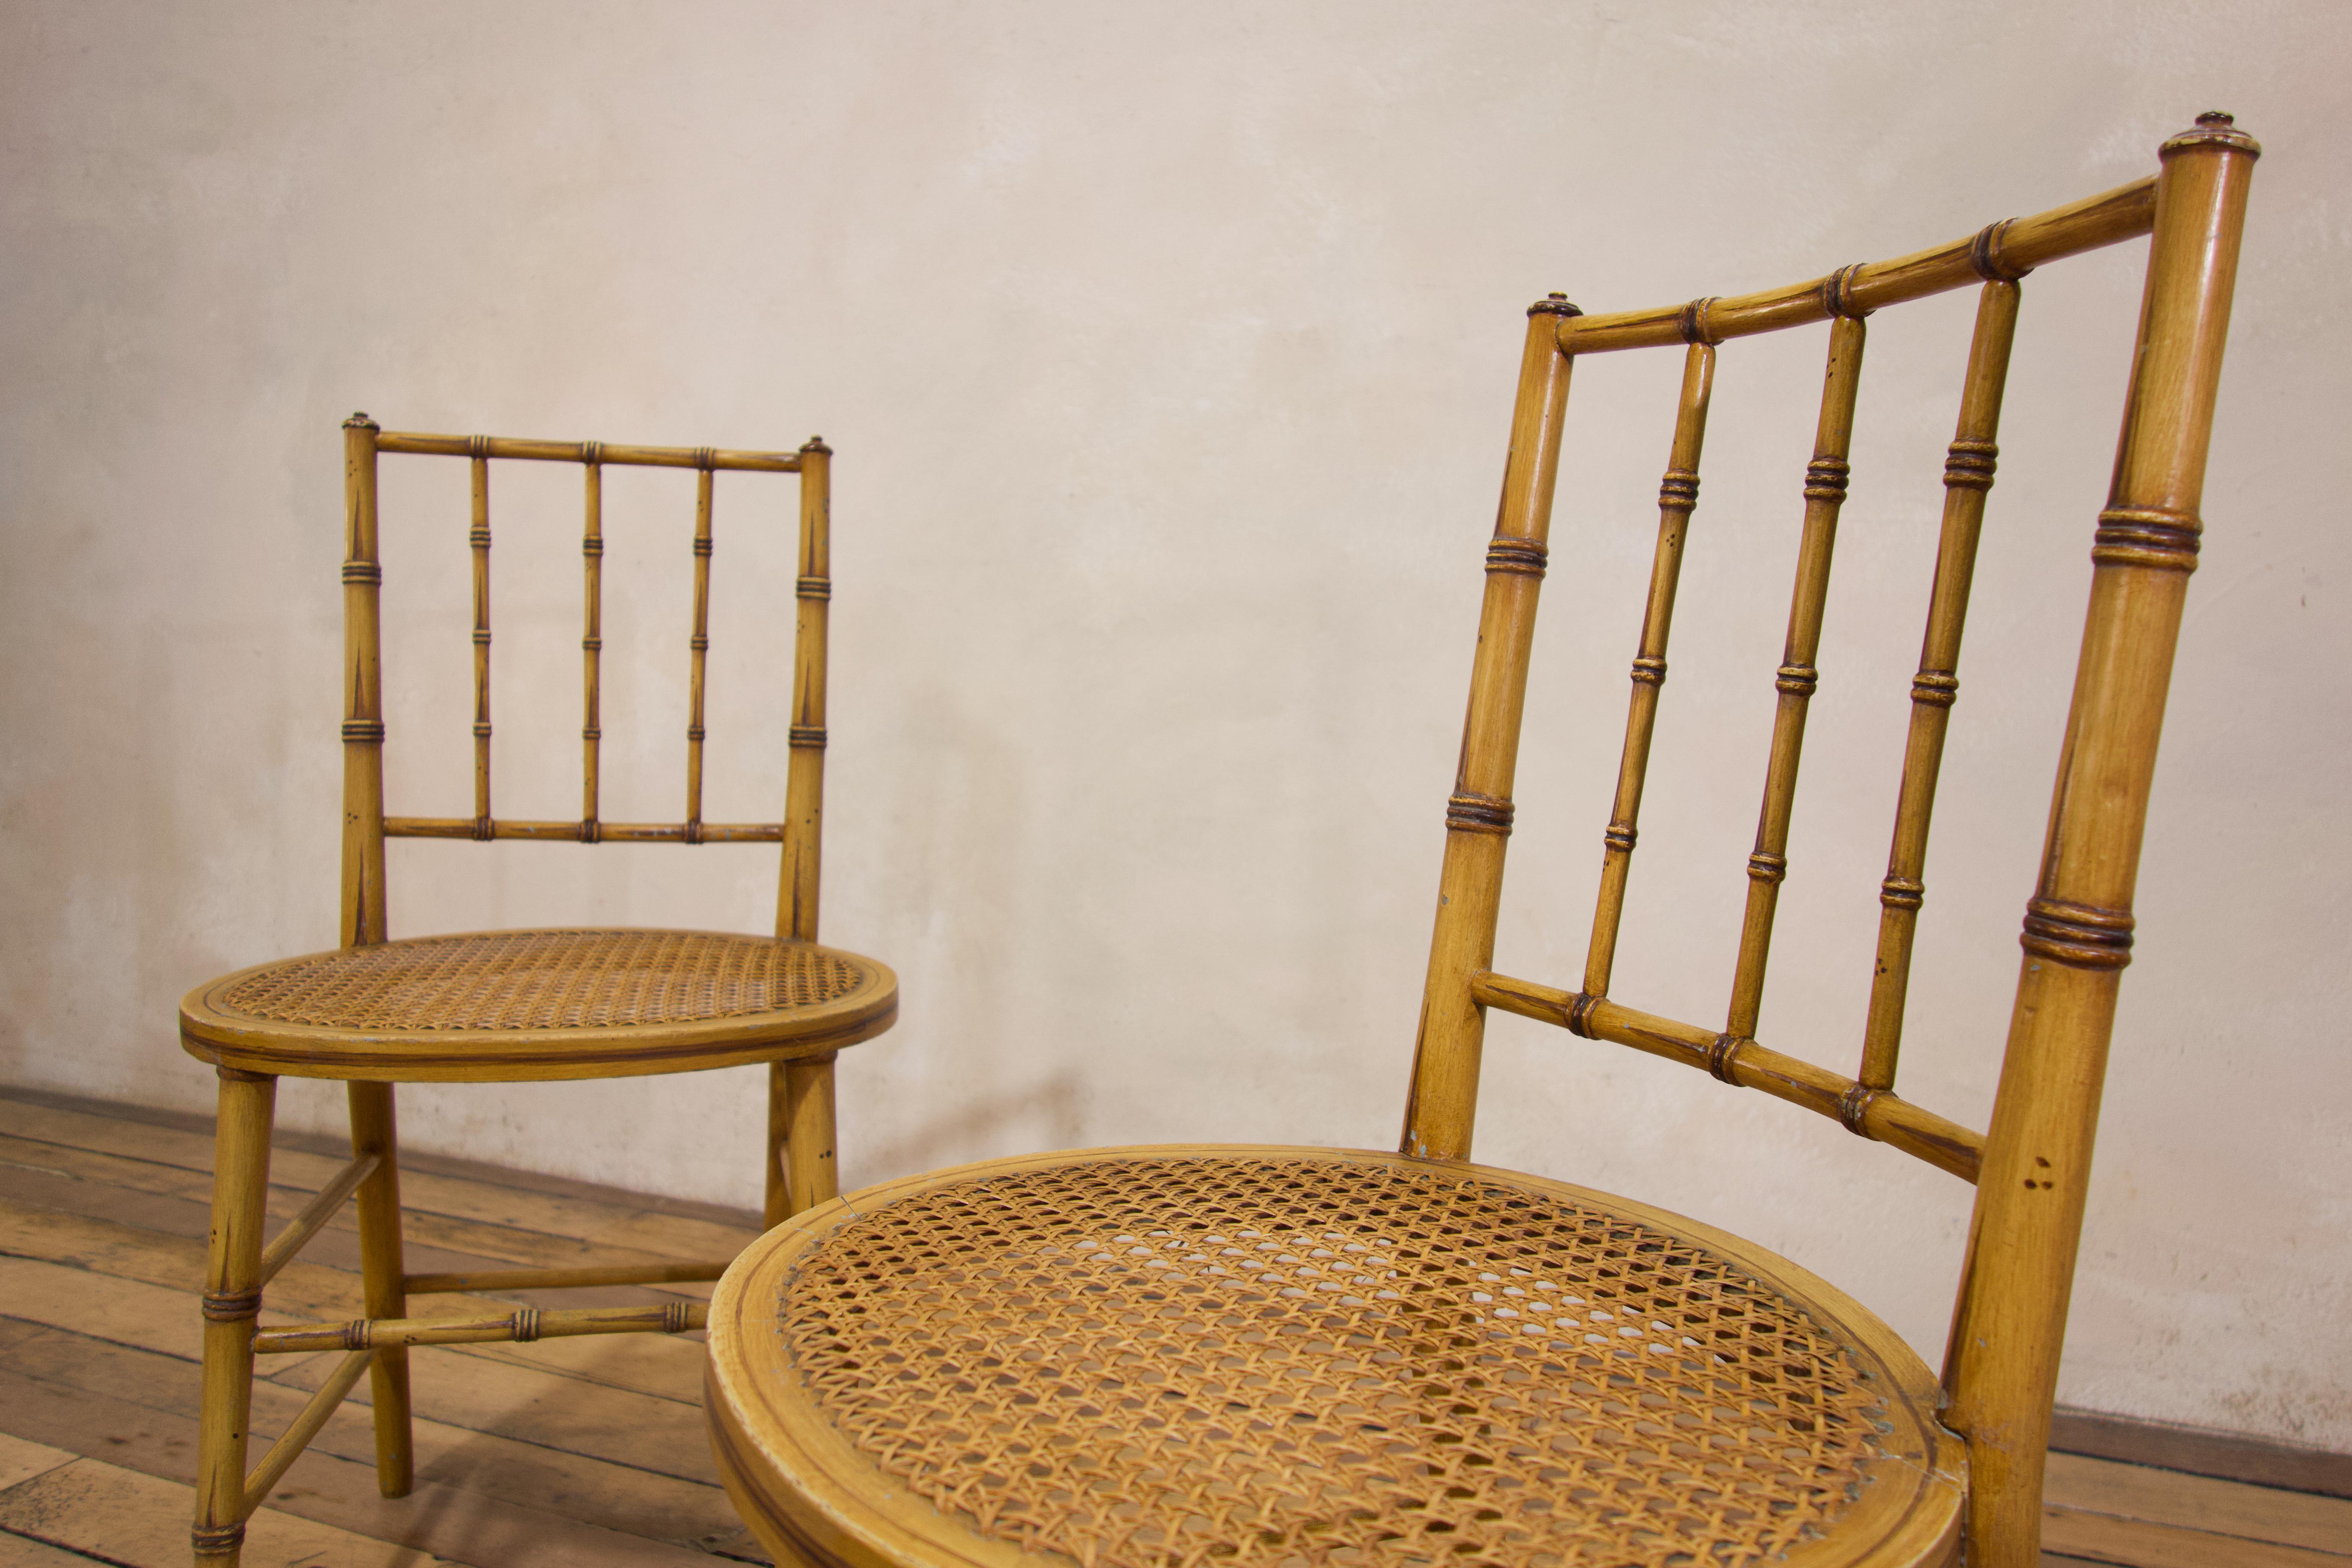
706, 1148, 1963, 1568
181, 927, 896, 1081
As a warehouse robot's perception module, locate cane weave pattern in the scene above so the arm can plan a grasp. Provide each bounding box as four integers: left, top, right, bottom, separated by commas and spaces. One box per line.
219, 929, 864, 1031
778, 1156, 1893, 1568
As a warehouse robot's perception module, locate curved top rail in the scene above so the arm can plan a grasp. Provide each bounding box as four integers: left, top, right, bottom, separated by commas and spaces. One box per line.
1559, 175, 2156, 355
377, 432, 803, 472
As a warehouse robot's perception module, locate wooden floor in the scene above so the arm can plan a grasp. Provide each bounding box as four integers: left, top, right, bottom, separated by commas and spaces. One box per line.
0, 1087, 2344, 1568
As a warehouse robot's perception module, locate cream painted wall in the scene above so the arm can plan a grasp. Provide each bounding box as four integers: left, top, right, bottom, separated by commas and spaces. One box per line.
3, 1, 2346, 1447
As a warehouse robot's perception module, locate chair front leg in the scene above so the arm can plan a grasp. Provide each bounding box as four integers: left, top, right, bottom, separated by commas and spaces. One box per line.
347, 1081, 413, 1497
195, 1063, 276, 1567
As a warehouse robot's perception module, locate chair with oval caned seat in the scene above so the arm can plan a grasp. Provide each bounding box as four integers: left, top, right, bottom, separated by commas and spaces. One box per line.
180, 421, 898, 1566
702, 113, 2258, 1568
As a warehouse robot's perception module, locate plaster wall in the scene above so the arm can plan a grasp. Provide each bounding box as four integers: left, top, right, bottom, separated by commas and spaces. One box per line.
3, 0, 2346, 1447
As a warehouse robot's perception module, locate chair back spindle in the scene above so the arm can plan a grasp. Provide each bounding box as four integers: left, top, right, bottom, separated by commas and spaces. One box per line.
337, 426, 832, 940
1400, 116, 2257, 1568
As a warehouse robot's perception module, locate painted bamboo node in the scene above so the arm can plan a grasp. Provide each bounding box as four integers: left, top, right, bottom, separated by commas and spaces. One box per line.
686, 724, 706, 742
2020, 897, 2135, 970
1708, 1034, 1749, 1084
662, 1301, 695, 1333
1747, 851, 1788, 884
471, 815, 494, 842
1629, 655, 1667, 686
341, 560, 382, 584
1603, 821, 1637, 854
692, 447, 717, 471
577, 818, 600, 843
582, 537, 604, 557
776, 1156, 1895, 1568
1967, 220, 2033, 283
200, 1287, 262, 1322
1676, 297, 1722, 346
1567, 991, 1602, 1038
1775, 663, 1819, 697
2093, 506, 2201, 572
467, 435, 490, 459
1838, 1084, 1881, 1136
511, 1308, 542, 1343
215, 928, 868, 1030
1880, 876, 1926, 912
191, 1522, 247, 1553
796, 575, 832, 600
1803, 456, 1851, 500
1526, 291, 1583, 318
581, 637, 602, 654
2162, 110, 2262, 159
1657, 468, 1701, 511
470, 720, 492, 738
1445, 791, 1514, 835
692, 536, 714, 557
580, 440, 603, 465
343, 1320, 374, 1350
789, 725, 828, 749
580, 725, 601, 741
1484, 536, 1549, 577
1911, 670, 1960, 707
1825, 263, 1874, 319
341, 720, 385, 744
1943, 438, 1999, 490
689, 634, 710, 652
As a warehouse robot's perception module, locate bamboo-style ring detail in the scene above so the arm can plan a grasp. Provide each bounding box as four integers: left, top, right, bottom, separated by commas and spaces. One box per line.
1603, 822, 1637, 854
341, 720, 385, 744
1657, 469, 1700, 512
468, 435, 490, 459
1803, 456, 1850, 500
1747, 851, 1788, 885
1445, 792, 1514, 835
511, 1308, 542, 1343
1677, 297, 1722, 346
1629, 655, 1666, 687
790, 725, 827, 748
796, 576, 832, 600
577, 818, 600, 843
662, 1301, 695, 1333
692, 536, 714, 557
471, 815, 494, 842
2093, 506, 2201, 572
1838, 1084, 1881, 1135
342, 560, 382, 584
1567, 992, 1602, 1039
1775, 664, 1819, 697
582, 536, 604, 557
1484, 537, 1548, 577
580, 440, 603, 465
1943, 438, 1998, 490
1825, 263, 1872, 319
1880, 876, 1926, 912
693, 447, 717, 470
1968, 219, 2033, 283
2021, 897, 2135, 969
1708, 1034, 1748, 1085
1911, 671, 1959, 708
192, 1522, 247, 1553
201, 1288, 262, 1322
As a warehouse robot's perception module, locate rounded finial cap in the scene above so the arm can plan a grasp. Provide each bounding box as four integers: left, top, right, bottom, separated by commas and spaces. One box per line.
2161, 110, 2261, 159
1528, 292, 1583, 318
343, 411, 379, 429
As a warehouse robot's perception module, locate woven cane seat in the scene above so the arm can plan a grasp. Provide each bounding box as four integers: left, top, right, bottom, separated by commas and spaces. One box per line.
706, 1148, 1963, 1568
181, 927, 897, 1081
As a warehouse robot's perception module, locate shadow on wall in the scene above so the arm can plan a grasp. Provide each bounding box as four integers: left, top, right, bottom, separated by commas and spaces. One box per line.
859, 1070, 1087, 1180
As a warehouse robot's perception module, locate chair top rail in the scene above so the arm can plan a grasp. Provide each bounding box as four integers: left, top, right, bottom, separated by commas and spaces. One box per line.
377, 431, 802, 472
1560, 176, 2156, 354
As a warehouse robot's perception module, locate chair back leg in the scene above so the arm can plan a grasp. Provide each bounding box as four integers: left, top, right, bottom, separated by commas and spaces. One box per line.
768, 1053, 839, 1227
195, 1063, 276, 1567
348, 1081, 414, 1495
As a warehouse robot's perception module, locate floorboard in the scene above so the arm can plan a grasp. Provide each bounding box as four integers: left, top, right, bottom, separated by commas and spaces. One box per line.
1, 1084, 2340, 1568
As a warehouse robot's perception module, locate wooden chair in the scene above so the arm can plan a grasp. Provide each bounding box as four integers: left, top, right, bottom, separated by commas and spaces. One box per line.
179, 421, 898, 1566
703, 114, 2257, 1568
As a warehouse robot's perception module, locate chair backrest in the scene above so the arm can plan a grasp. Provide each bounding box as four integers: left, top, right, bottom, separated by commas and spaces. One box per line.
336, 420, 835, 949
1400, 113, 2257, 1564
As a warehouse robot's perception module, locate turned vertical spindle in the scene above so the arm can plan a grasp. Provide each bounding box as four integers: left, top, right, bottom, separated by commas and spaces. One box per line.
1724, 300, 1868, 1050
581, 447, 604, 839
1584, 325, 1716, 1000
1942, 113, 2258, 1568
1400, 297, 1578, 1163
686, 456, 715, 841
1858, 271, 2022, 1093
469, 441, 493, 838
340, 415, 388, 948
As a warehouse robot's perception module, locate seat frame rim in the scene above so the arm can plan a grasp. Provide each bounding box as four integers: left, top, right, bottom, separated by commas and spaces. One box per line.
707, 1142, 1965, 1568
178, 925, 898, 1081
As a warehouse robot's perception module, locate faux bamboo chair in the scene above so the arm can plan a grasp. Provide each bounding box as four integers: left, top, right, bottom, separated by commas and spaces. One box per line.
178, 420, 898, 1566
704, 114, 2258, 1568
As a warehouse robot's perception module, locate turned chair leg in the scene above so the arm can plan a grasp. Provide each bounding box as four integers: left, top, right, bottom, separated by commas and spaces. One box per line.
194, 1064, 276, 1567
347, 1082, 413, 1496
765, 1054, 840, 1226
